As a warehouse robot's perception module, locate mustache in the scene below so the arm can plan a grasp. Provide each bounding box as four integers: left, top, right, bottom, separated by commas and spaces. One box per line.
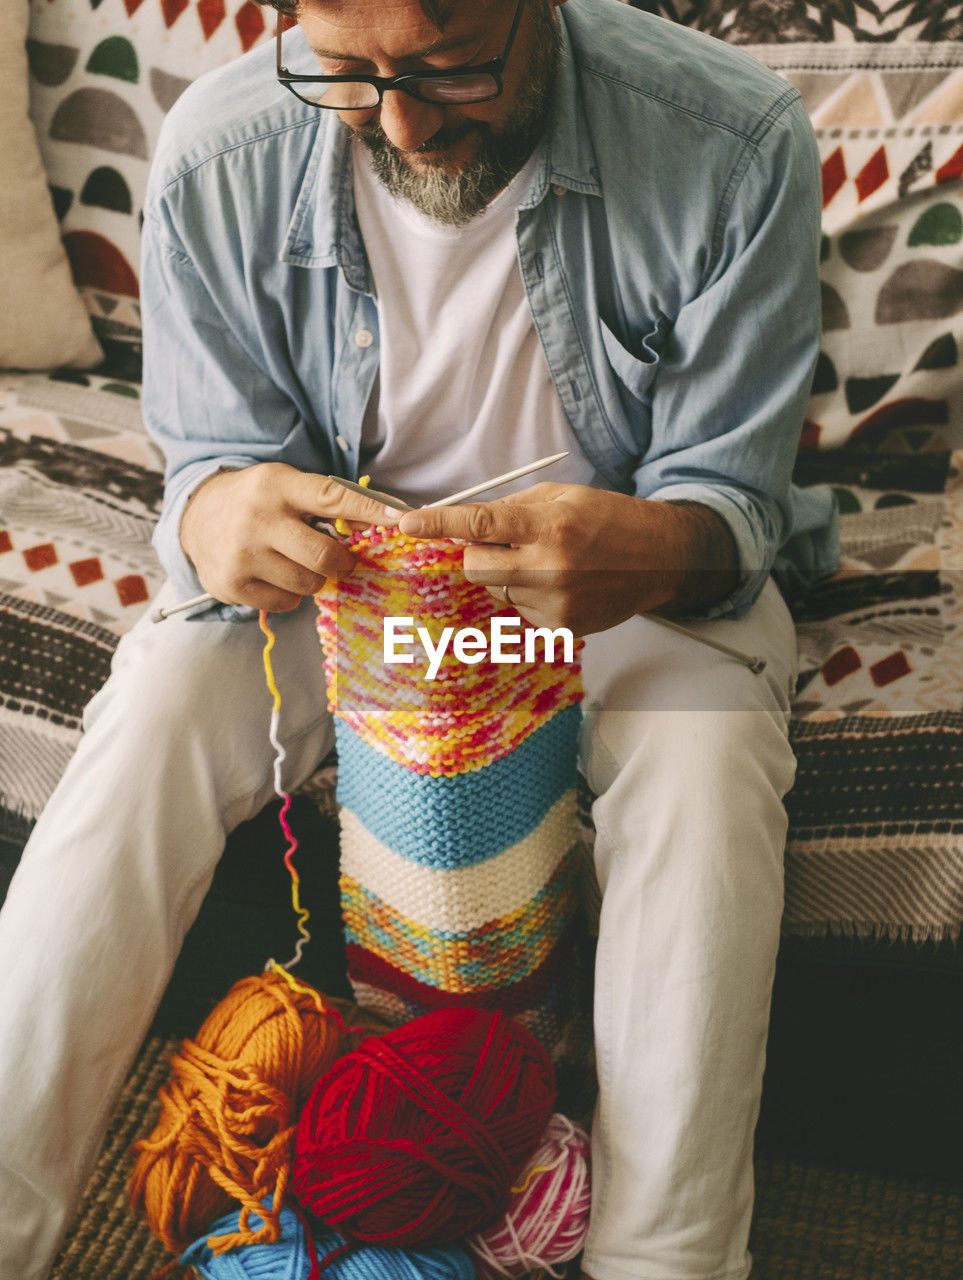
356, 118, 490, 155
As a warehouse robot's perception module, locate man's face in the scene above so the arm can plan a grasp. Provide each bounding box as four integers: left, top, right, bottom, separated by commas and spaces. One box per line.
296, 0, 563, 224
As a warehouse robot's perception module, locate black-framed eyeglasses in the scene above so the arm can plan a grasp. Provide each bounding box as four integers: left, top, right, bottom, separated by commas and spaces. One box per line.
276, 0, 527, 111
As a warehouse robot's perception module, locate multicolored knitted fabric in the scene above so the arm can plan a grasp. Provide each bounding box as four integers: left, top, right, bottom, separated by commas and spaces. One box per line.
314, 528, 595, 1111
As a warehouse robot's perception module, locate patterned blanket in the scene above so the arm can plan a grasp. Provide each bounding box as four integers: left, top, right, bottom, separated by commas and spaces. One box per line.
0, 367, 961, 941
0, 372, 164, 843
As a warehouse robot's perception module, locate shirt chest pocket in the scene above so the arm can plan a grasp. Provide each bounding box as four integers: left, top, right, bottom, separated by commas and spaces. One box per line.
599, 317, 661, 404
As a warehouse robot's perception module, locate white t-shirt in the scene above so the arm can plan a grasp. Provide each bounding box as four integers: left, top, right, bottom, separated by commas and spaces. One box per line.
352, 141, 597, 507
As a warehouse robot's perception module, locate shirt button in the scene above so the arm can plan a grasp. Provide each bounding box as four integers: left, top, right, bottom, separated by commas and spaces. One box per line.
552, 183, 566, 196
335, 434, 349, 451
355, 329, 374, 348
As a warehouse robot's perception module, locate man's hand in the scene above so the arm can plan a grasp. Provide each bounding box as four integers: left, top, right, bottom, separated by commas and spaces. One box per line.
180, 462, 403, 612
398, 483, 739, 638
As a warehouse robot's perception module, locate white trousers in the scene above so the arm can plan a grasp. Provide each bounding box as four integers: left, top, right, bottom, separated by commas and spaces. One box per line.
0, 578, 797, 1280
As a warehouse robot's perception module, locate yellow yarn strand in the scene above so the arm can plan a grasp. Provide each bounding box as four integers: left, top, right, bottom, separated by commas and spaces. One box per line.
335, 472, 371, 535
258, 610, 312, 972
511, 1161, 562, 1195
265, 959, 325, 1016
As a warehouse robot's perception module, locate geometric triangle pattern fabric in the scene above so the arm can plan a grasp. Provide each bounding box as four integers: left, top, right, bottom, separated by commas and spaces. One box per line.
881, 69, 954, 121
740, 41, 963, 451
0, 374, 164, 639
640, 1, 963, 43
789, 437, 963, 719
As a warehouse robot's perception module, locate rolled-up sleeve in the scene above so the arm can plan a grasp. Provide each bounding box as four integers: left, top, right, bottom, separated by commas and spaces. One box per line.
634, 94, 823, 619
140, 202, 333, 606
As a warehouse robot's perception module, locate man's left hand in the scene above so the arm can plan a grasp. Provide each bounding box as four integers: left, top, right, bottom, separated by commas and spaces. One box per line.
397, 483, 738, 638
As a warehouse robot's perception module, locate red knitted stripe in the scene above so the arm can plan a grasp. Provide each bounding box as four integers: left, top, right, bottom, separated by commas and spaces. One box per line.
346, 917, 581, 1015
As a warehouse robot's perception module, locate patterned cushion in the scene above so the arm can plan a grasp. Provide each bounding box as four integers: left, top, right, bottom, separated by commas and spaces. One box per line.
25, 0, 289, 367
767, 40, 963, 453
0, 0, 101, 370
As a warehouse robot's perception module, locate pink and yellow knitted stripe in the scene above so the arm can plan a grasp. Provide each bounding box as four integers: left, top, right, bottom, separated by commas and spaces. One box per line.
317, 531, 582, 774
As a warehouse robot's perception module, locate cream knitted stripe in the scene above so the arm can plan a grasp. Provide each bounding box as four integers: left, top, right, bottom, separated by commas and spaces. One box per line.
337, 793, 580, 934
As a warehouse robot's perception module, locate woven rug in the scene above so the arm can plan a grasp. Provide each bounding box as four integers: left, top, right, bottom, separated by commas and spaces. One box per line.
50, 1032, 963, 1280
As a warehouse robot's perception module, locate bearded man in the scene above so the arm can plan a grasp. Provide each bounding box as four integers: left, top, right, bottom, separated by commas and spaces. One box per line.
0, 1, 836, 1277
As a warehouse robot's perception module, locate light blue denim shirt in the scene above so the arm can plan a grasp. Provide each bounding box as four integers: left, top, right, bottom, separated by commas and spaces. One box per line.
141, 0, 838, 621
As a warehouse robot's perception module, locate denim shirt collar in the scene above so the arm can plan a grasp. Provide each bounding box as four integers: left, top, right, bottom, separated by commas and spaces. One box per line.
522, 18, 604, 207
278, 9, 601, 284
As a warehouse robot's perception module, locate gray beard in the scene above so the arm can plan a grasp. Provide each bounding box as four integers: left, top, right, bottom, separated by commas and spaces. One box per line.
354, 13, 561, 227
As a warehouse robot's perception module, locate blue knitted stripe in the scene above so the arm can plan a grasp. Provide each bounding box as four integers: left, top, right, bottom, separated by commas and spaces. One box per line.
335, 703, 582, 868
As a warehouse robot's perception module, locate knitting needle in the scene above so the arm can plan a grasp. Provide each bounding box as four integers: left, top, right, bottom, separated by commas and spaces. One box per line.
152, 590, 217, 622
327, 452, 571, 511
324, 480, 413, 511
643, 614, 766, 674
152, 453, 570, 622
424, 451, 572, 507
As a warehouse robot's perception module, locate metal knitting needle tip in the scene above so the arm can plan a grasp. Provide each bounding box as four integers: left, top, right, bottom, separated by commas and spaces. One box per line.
326, 476, 413, 511
643, 613, 766, 674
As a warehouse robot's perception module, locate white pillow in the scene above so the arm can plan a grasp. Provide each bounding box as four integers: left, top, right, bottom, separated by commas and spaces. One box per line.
0, 0, 101, 369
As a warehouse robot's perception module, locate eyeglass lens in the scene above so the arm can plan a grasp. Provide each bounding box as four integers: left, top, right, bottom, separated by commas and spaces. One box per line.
293, 72, 500, 109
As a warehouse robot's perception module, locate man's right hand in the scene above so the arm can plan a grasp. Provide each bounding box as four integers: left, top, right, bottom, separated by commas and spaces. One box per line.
179, 462, 403, 612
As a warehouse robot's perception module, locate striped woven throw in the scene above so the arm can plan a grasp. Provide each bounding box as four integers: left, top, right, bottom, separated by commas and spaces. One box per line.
315, 528, 595, 1112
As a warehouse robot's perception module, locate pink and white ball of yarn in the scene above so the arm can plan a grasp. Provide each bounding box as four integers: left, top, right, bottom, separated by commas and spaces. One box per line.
466, 1113, 591, 1279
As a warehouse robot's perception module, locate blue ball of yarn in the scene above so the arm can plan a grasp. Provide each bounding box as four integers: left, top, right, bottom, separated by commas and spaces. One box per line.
180, 1201, 476, 1280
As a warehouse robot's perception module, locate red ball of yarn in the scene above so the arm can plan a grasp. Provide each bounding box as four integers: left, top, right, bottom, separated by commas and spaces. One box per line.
291, 1006, 556, 1248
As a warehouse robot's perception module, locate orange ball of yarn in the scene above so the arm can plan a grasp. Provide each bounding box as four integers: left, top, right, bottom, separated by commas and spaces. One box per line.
129, 970, 384, 1255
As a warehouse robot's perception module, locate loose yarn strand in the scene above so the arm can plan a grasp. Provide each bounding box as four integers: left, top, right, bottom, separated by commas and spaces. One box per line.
266, 961, 356, 1043
258, 608, 311, 970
